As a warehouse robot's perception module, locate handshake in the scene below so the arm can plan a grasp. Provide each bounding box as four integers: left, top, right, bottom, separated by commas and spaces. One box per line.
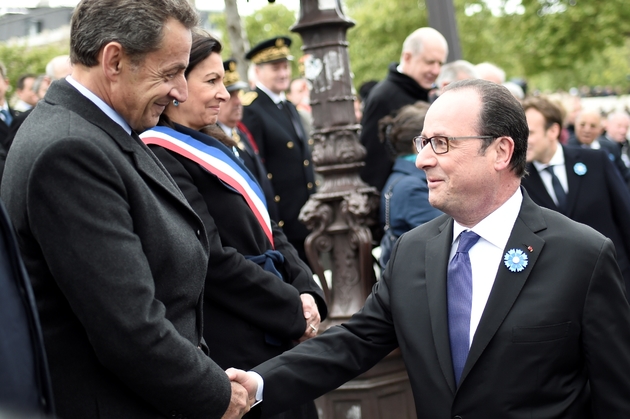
219, 294, 321, 418
220, 368, 261, 419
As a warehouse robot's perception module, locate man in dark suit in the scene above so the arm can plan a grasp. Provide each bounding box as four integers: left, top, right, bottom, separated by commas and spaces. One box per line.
359, 27, 448, 192
217, 58, 278, 221
598, 111, 630, 167
568, 109, 630, 185
0, 62, 16, 150
229, 79, 630, 418
521, 96, 630, 298
242, 36, 315, 264
0, 1, 249, 418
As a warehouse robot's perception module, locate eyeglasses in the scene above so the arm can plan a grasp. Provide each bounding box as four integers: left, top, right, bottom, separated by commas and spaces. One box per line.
413, 135, 496, 155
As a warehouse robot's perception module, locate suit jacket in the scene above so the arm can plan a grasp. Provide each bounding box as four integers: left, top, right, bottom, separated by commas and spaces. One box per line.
0, 106, 16, 150
359, 63, 430, 191
241, 88, 315, 246
254, 191, 630, 418
521, 145, 630, 290
1, 80, 232, 419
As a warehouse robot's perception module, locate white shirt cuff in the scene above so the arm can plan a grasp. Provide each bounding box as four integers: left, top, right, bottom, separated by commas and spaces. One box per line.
249, 371, 264, 407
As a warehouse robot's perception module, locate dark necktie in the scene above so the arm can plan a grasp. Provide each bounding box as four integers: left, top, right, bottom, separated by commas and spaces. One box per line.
544, 165, 567, 213
448, 230, 480, 385
0, 109, 12, 126
278, 101, 305, 142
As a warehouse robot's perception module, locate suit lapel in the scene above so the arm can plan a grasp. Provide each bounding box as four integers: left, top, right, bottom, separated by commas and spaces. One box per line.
561, 145, 583, 218
425, 217, 457, 393
523, 163, 557, 211
45, 80, 192, 211
460, 192, 547, 385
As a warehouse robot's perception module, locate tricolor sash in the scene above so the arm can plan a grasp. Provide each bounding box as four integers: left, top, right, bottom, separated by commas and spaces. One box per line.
140, 126, 274, 248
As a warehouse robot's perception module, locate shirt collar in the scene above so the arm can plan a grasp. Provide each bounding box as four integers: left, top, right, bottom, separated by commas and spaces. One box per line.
532, 142, 565, 172
256, 82, 286, 105
217, 121, 232, 137
452, 188, 523, 250
66, 75, 132, 135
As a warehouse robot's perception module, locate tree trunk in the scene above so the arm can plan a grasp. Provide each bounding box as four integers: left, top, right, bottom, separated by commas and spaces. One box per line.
224, 0, 250, 84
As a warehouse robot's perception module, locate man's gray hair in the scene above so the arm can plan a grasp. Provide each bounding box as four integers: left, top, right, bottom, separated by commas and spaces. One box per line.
436, 60, 478, 86
70, 0, 199, 68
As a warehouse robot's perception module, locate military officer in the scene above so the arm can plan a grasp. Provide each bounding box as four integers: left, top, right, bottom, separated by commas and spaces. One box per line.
241, 36, 315, 264
217, 58, 279, 221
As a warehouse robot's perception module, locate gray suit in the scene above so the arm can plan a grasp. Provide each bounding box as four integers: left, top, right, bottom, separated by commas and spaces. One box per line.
254, 191, 630, 418
1, 79, 231, 419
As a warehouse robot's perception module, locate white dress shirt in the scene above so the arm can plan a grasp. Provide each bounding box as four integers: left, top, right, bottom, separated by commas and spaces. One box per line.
256, 82, 286, 106
450, 188, 523, 346
532, 145, 568, 206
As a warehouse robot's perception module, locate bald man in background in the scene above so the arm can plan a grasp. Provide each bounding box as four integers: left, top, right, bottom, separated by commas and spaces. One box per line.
359, 27, 448, 192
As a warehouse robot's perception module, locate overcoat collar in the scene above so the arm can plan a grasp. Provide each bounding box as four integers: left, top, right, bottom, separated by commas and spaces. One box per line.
44, 79, 192, 212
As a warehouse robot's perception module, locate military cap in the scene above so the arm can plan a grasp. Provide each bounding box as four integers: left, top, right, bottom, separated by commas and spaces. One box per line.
223, 59, 249, 92
245, 36, 293, 65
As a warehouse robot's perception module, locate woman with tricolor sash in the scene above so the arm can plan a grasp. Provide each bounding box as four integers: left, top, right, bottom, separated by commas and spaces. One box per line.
140, 31, 326, 419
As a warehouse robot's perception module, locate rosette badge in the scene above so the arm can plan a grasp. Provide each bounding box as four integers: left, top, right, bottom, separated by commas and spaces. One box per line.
504, 249, 528, 272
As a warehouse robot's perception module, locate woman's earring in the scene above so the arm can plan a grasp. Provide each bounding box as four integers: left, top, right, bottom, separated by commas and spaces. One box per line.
173, 99, 179, 107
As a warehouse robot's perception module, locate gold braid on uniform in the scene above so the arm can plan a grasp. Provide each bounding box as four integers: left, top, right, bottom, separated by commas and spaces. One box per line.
251, 45, 291, 64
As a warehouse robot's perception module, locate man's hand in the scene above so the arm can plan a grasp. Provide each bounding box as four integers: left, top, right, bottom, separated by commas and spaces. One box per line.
220, 380, 250, 419
299, 293, 321, 342
226, 368, 259, 406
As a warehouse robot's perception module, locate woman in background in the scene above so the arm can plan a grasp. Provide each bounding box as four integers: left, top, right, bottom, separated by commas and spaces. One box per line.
378, 101, 442, 268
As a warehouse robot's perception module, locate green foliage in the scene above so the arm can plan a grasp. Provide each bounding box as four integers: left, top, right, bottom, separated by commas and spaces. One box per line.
0, 41, 69, 96
211, 4, 302, 75
345, 0, 428, 88
342, 0, 630, 93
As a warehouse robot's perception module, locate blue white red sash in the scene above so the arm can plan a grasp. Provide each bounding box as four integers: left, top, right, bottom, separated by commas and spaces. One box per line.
140, 126, 274, 248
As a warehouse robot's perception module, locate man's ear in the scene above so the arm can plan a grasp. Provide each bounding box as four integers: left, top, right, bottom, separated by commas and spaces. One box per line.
100, 42, 124, 81
401, 51, 412, 66
547, 122, 561, 141
494, 136, 515, 171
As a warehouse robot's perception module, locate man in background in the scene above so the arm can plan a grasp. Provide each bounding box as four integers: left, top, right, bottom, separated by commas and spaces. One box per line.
0, 63, 15, 148
359, 27, 448, 192
521, 96, 630, 298
435, 59, 478, 94
570, 109, 630, 184
242, 36, 315, 264
217, 58, 278, 220
599, 111, 630, 167
12, 74, 38, 112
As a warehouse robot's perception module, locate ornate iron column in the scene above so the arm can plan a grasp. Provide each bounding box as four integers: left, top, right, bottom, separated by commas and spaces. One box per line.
292, 0, 378, 324
292, 2, 415, 418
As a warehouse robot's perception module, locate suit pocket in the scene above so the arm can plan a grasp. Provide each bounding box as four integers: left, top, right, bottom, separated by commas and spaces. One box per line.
512, 321, 570, 343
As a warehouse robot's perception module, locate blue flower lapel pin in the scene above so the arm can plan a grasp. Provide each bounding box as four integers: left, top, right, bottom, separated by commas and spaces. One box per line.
573, 162, 587, 176
504, 248, 528, 272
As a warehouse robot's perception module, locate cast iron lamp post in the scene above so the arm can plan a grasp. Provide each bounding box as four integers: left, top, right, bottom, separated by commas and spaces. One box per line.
291, 1, 416, 418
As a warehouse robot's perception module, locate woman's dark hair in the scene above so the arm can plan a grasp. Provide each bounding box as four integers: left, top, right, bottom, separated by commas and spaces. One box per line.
158, 30, 225, 131
378, 101, 430, 161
